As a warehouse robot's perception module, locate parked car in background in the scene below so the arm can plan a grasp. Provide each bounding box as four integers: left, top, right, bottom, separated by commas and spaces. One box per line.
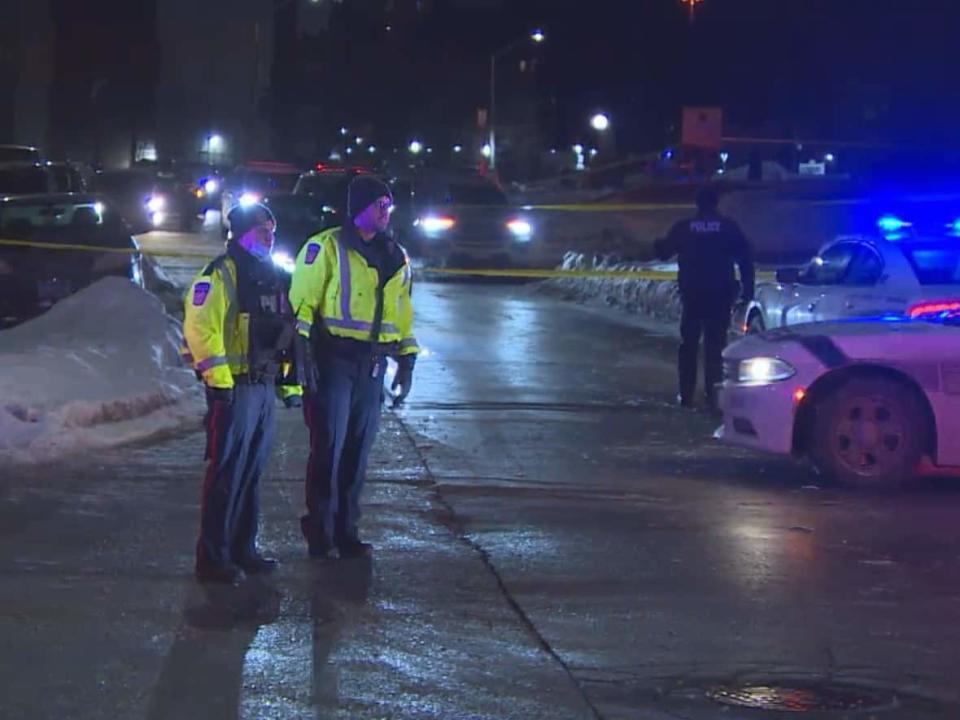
259, 193, 337, 274
405, 174, 539, 267
92, 168, 199, 233
221, 161, 301, 234
292, 165, 370, 214
0, 145, 41, 164
91, 169, 160, 233
741, 212, 960, 334
165, 161, 224, 214
0, 162, 85, 196
0, 194, 142, 326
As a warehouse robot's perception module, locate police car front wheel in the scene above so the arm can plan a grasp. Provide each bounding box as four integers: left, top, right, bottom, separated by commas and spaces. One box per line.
809, 376, 926, 489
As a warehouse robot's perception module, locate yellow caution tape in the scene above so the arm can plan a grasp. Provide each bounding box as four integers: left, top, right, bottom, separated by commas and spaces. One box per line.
0, 237, 215, 259
523, 203, 695, 212
0, 237, 774, 282
0, 237, 135, 254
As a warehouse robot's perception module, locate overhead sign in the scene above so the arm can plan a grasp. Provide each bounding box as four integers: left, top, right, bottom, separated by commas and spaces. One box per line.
681, 106, 723, 149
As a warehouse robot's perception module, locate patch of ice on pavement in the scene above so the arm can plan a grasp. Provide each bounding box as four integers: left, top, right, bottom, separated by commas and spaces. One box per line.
0, 277, 204, 463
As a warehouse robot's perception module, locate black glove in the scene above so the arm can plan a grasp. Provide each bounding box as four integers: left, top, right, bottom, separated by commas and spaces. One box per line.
391, 355, 416, 407
206, 386, 234, 405
283, 394, 303, 409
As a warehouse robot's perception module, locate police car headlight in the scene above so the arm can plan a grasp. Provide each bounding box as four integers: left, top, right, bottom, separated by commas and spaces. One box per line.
239, 192, 261, 208
506, 218, 533, 241
415, 215, 455, 234
737, 357, 795, 385
146, 195, 166, 213
203, 179, 219, 194
271, 251, 296, 274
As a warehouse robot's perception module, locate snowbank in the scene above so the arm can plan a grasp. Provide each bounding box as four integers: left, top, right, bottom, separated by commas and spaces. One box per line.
540, 251, 683, 322
0, 277, 204, 463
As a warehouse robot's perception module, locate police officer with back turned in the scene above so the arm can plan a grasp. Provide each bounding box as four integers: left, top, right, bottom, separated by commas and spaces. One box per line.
655, 185, 755, 412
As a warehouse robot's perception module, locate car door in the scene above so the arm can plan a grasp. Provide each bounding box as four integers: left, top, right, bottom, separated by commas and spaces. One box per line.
813, 242, 888, 321
783, 242, 857, 325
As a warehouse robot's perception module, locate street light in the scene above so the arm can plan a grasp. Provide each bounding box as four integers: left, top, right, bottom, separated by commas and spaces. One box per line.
207, 133, 225, 153
590, 113, 610, 132
409, 140, 423, 155
453, 144, 463, 153
489, 28, 546, 170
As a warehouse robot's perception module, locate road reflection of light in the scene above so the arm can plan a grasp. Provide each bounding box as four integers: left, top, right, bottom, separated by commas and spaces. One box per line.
726, 518, 817, 594
240, 620, 313, 718
491, 298, 544, 395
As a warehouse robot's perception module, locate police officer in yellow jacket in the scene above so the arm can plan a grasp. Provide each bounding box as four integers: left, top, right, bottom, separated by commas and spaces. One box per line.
290, 175, 418, 559
183, 202, 300, 584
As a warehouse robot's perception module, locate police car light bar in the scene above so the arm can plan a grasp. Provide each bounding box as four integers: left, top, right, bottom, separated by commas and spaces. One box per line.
907, 299, 960, 318
877, 215, 912, 236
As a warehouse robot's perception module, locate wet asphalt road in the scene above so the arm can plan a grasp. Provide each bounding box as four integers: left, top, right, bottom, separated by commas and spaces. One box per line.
2, 227, 960, 719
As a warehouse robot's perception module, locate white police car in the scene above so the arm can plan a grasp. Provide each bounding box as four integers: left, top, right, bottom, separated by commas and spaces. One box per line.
740, 215, 960, 333
719, 307, 960, 487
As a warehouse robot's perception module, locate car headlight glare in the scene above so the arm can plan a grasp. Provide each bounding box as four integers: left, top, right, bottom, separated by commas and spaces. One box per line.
737, 357, 796, 385
204, 179, 219, 194
507, 218, 533, 240
146, 195, 165, 213
416, 215, 455, 233
239, 192, 261, 208
271, 251, 296, 274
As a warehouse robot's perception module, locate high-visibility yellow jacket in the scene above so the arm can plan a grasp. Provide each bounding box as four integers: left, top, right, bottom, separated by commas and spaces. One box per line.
289, 227, 419, 355
181, 254, 302, 399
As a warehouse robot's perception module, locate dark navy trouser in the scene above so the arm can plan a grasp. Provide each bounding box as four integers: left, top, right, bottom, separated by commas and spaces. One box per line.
302, 355, 384, 549
679, 296, 732, 405
197, 383, 276, 568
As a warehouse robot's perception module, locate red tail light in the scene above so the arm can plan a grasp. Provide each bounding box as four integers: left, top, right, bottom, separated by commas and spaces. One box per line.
907, 300, 960, 318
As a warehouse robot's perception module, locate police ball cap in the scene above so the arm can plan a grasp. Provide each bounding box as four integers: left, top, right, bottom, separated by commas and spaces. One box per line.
348, 175, 392, 219
228, 203, 276, 239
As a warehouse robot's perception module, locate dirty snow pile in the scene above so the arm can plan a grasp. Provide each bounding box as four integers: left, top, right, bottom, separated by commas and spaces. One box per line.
540, 251, 684, 322
0, 277, 205, 463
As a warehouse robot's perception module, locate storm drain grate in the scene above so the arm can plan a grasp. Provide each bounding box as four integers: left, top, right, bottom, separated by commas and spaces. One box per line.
706, 684, 895, 713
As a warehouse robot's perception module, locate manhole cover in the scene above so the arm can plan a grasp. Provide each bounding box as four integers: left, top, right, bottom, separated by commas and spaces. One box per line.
707, 684, 895, 713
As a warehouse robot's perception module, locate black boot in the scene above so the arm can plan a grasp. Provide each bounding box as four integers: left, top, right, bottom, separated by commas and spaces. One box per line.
236, 553, 280, 575
301, 515, 336, 559
338, 540, 373, 559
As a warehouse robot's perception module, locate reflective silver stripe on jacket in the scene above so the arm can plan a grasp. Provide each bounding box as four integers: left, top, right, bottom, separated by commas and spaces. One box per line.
220, 260, 238, 352
323, 317, 399, 336
329, 236, 400, 337
196, 355, 228, 372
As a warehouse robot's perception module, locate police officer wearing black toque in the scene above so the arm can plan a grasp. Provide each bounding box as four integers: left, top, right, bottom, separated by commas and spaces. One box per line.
183, 202, 301, 584
655, 185, 755, 413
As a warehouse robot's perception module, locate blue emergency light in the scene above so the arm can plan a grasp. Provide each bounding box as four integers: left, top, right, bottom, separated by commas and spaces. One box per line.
877, 215, 912, 238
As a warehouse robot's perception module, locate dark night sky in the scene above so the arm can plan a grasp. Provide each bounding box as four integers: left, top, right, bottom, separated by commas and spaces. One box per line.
311, 0, 960, 152
36, 0, 960, 162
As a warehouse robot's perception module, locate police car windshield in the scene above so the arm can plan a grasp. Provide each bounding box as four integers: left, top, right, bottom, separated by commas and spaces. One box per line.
236, 171, 298, 194
295, 174, 349, 204
425, 183, 507, 206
